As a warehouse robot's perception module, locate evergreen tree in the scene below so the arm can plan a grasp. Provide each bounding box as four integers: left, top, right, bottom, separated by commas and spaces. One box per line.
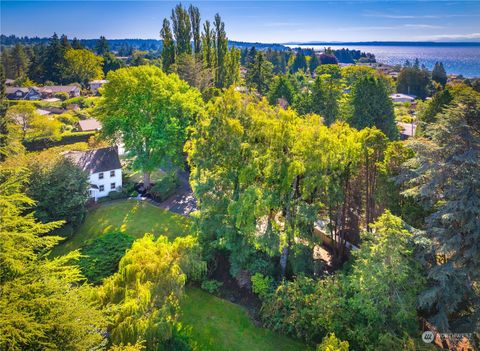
171, 3, 192, 55
402, 89, 480, 332
432, 61, 447, 87
0, 167, 106, 350
290, 50, 307, 73
245, 51, 273, 94
8, 43, 29, 79
268, 75, 296, 106
160, 18, 175, 72
27, 157, 90, 226
309, 54, 320, 76
60, 34, 71, 50
102, 52, 124, 75
416, 88, 453, 135
295, 71, 342, 125
42, 33, 67, 83
245, 46, 257, 67
397, 66, 431, 99
71, 37, 83, 49
348, 75, 398, 139
95, 35, 110, 55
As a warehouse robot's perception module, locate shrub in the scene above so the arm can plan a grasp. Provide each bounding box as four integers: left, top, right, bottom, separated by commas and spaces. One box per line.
96, 191, 128, 203
150, 172, 178, 202
251, 273, 273, 300
54, 92, 69, 101
55, 112, 79, 126
317, 333, 349, 351
108, 190, 127, 200
288, 243, 314, 277
62, 96, 95, 109
78, 231, 135, 284
23, 131, 96, 151
201, 279, 223, 294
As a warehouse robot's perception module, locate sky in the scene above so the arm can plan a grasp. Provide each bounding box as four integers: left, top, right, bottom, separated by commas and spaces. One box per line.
1, 1, 480, 43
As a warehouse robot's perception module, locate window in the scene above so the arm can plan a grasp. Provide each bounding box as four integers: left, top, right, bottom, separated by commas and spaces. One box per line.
110, 170, 115, 177
110, 182, 116, 190
98, 172, 104, 179
16, 91, 22, 96
99, 185, 104, 192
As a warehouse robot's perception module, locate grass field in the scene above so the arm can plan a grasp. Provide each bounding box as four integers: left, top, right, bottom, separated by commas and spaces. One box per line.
180, 288, 308, 351
53, 200, 308, 350
52, 200, 191, 256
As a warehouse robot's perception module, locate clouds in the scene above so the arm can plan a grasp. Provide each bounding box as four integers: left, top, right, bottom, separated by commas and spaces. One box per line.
363, 12, 480, 19
338, 24, 443, 31
417, 32, 480, 40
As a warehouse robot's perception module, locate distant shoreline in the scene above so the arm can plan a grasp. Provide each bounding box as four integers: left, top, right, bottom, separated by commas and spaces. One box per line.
284, 41, 480, 47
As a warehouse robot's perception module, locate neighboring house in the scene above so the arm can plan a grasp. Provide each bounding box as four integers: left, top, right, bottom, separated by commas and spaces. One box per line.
39, 85, 81, 99
6, 86, 42, 100
36, 108, 52, 116
89, 79, 108, 94
6, 85, 80, 100
390, 93, 416, 103
397, 121, 417, 139
78, 118, 102, 132
64, 147, 122, 201
5, 79, 15, 86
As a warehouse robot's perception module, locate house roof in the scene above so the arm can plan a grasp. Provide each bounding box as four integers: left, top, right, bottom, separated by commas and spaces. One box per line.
78, 118, 102, 131
40, 85, 79, 94
89, 79, 108, 84
36, 108, 52, 116
390, 93, 416, 100
6, 87, 30, 94
64, 147, 121, 174
397, 122, 417, 137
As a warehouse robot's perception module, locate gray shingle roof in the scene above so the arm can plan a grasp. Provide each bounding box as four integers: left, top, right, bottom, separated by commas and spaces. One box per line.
78, 118, 102, 131
64, 147, 121, 174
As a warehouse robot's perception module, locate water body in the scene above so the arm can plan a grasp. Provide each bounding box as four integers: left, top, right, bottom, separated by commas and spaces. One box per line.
288, 44, 480, 78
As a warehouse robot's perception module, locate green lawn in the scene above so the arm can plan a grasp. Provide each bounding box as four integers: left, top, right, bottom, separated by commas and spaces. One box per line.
53, 200, 307, 350
52, 200, 191, 256
180, 288, 308, 351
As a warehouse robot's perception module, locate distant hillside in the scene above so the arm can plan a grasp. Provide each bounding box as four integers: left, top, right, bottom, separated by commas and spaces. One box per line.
0, 35, 289, 52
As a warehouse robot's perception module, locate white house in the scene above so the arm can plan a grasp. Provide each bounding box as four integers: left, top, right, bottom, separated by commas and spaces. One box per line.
64, 147, 122, 201
389, 93, 416, 103
89, 79, 108, 94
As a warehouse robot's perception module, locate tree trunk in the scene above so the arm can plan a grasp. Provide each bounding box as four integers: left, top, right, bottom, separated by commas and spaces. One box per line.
143, 171, 151, 190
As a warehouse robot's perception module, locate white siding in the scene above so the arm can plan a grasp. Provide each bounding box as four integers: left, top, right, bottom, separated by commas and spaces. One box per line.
88, 168, 122, 199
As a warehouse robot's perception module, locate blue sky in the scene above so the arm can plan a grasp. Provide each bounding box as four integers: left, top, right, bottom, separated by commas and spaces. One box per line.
1, 1, 480, 43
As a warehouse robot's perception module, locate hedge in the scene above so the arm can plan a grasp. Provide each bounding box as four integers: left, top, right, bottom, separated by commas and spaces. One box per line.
23, 131, 96, 151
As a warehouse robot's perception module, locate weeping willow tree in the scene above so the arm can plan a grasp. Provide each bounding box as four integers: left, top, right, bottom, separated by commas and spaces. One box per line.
96, 234, 205, 349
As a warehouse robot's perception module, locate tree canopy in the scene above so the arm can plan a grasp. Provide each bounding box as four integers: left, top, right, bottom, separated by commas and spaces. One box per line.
98, 65, 203, 188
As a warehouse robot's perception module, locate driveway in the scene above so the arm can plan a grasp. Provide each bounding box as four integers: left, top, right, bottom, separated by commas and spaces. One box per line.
154, 169, 197, 216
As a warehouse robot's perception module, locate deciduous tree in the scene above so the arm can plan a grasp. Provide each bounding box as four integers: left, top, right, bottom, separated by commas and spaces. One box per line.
63, 48, 104, 87
98, 65, 203, 188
